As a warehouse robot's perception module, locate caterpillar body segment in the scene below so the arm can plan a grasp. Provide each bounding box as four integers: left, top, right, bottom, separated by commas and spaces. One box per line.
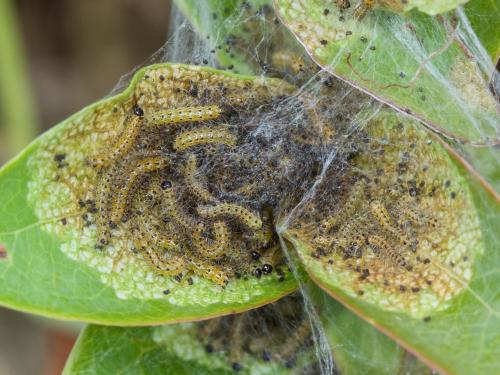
184, 153, 215, 203
320, 180, 365, 232
276, 318, 311, 362
370, 200, 413, 248
193, 221, 230, 259
368, 235, 409, 269
197, 203, 262, 230
95, 163, 124, 245
89, 115, 143, 169
146, 105, 222, 126
110, 156, 169, 224
337, 218, 366, 254
173, 126, 237, 151
141, 245, 186, 276
187, 256, 230, 286
229, 314, 245, 365
161, 184, 203, 230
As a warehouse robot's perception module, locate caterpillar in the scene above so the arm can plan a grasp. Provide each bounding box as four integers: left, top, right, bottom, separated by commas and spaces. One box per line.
193, 221, 229, 259
173, 126, 237, 151
131, 226, 186, 276
370, 200, 414, 248
186, 256, 230, 286
146, 105, 222, 126
229, 314, 245, 367
160, 182, 203, 230
184, 153, 215, 203
254, 208, 274, 246
367, 235, 409, 269
320, 180, 365, 232
276, 318, 311, 364
353, 0, 376, 20
89, 115, 143, 169
336, 217, 367, 255
95, 162, 124, 245
110, 156, 169, 224
198, 203, 262, 230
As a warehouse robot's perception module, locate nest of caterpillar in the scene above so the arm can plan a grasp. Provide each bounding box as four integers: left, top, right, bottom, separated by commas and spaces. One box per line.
197, 292, 316, 371
85, 65, 327, 286
287, 112, 482, 316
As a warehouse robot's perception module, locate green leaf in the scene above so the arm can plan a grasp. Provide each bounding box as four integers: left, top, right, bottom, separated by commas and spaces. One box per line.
64, 288, 433, 374
0, 63, 299, 325
283, 109, 500, 374
463, 0, 500, 63
274, 0, 499, 146
63, 325, 236, 375
64, 294, 315, 375
311, 286, 433, 375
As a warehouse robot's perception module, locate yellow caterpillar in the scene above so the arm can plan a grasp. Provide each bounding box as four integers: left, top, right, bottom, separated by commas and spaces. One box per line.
198, 202, 262, 230
320, 180, 365, 232
161, 182, 202, 229
277, 318, 311, 362
173, 126, 237, 151
95, 163, 124, 245
146, 105, 222, 126
186, 256, 230, 286
367, 235, 409, 269
370, 200, 413, 248
110, 156, 169, 224
184, 153, 215, 202
193, 221, 229, 259
89, 115, 143, 169
336, 218, 366, 254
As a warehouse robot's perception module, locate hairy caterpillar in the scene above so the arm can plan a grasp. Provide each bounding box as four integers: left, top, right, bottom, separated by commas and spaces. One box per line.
336, 218, 367, 255
198, 203, 263, 230
89, 115, 143, 169
320, 180, 365, 232
173, 126, 237, 151
193, 221, 230, 259
276, 319, 311, 363
229, 314, 245, 368
353, 0, 376, 20
110, 156, 169, 224
184, 153, 215, 203
95, 162, 124, 245
161, 182, 203, 230
369, 200, 414, 248
146, 105, 222, 126
186, 256, 230, 286
367, 235, 409, 269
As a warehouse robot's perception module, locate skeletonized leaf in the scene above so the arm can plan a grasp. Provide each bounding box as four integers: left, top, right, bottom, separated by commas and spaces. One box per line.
0, 64, 299, 325
274, 0, 499, 146
283, 109, 500, 374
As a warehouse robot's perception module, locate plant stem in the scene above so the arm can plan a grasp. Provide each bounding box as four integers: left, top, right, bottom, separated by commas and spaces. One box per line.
0, 0, 38, 158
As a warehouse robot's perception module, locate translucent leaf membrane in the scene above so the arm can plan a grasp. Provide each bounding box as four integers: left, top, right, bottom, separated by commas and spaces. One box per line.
64, 291, 430, 375
281, 110, 500, 374
0, 64, 304, 324
274, 0, 500, 146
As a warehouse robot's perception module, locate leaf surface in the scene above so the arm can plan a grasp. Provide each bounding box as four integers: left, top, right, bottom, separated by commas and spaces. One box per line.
283, 110, 500, 375
0, 63, 298, 325
274, 0, 499, 146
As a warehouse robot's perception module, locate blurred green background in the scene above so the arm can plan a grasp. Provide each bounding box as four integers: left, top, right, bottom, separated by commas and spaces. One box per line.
0, 1, 171, 374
